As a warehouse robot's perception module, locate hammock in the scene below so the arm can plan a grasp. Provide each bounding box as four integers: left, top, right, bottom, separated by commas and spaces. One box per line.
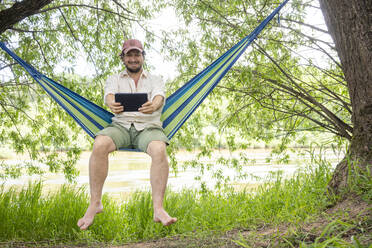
0, 0, 289, 151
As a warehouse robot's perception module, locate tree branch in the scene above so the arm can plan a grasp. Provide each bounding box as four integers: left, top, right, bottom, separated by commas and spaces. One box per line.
32, 33, 52, 70
0, 0, 53, 34
10, 27, 60, 33
0, 62, 16, 71
255, 70, 353, 139
38, 4, 138, 22
58, 8, 99, 75
281, 25, 336, 51
281, 17, 329, 34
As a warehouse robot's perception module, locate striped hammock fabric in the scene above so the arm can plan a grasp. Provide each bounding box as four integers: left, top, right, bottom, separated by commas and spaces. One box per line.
0, 0, 289, 151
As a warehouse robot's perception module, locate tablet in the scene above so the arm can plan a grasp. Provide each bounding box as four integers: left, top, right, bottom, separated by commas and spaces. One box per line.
115, 93, 148, 112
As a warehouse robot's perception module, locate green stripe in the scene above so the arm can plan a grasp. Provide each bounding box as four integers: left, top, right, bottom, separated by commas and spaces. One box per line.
161, 41, 246, 121
42, 78, 110, 128
40, 80, 102, 134
163, 40, 249, 135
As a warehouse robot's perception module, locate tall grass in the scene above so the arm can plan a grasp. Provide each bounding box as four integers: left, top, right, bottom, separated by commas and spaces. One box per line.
0, 162, 334, 245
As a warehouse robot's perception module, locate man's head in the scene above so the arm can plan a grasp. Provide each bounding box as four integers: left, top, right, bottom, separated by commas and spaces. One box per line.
120, 39, 145, 73
121, 39, 144, 55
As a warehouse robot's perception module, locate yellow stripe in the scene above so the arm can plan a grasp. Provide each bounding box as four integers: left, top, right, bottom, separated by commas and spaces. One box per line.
163, 76, 214, 135
41, 81, 102, 134
163, 41, 248, 135
42, 78, 110, 128
161, 41, 246, 121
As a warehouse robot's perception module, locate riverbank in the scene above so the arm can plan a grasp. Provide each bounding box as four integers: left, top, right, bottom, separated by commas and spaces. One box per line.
0, 160, 370, 247
1, 148, 343, 200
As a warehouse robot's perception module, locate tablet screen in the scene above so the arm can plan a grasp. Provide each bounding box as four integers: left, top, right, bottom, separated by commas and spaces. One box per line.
114, 93, 148, 112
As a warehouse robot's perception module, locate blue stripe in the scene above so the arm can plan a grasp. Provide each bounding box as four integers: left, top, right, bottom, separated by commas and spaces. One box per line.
35, 77, 97, 138
0, 42, 41, 78
0, 42, 102, 137
119, 148, 141, 152
167, 38, 251, 139
163, 35, 251, 112
41, 77, 106, 131
162, 38, 249, 129
42, 75, 113, 123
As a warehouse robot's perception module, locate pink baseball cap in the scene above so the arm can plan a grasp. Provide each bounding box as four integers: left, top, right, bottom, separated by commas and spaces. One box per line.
121, 39, 144, 55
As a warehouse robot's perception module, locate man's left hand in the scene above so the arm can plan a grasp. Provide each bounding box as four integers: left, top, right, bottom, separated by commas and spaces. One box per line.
139, 101, 157, 114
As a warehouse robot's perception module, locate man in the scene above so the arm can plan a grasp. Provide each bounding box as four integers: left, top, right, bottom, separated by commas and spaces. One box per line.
77, 39, 177, 230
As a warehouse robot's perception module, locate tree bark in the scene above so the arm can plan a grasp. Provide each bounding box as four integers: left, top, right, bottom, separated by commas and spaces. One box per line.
0, 0, 53, 34
319, 0, 372, 193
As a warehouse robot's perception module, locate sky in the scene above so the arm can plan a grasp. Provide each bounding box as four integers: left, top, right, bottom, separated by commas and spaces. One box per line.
72, 1, 329, 83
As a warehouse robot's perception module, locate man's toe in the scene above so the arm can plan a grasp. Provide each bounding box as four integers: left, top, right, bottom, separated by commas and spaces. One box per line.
77, 219, 84, 227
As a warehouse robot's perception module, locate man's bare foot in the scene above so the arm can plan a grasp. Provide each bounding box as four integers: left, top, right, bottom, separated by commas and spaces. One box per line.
154, 208, 177, 226
77, 203, 103, 230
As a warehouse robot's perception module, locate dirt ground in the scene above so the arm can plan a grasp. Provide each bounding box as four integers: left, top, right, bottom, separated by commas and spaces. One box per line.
115, 195, 371, 248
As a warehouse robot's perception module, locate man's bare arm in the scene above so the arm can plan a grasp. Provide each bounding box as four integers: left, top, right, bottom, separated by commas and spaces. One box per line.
106, 93, 124, 114
139, 95, 164, 114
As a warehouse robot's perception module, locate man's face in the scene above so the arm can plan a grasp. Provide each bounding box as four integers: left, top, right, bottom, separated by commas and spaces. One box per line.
122, 50, 144, 73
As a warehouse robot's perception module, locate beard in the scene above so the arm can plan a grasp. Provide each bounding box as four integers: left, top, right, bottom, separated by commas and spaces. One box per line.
127, 66, 142, 73
125, 63, 142, 73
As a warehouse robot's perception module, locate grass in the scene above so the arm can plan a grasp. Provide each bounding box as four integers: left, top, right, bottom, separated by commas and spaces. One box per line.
0, 161, 370, 247
233, 204, 371, 248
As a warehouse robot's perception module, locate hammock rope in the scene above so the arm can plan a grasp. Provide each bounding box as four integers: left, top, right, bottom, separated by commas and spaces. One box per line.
0, 0, 289, 150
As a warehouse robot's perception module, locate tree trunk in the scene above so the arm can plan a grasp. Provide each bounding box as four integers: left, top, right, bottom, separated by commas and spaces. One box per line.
319, 0, 372, 193
0, 0, 53, 34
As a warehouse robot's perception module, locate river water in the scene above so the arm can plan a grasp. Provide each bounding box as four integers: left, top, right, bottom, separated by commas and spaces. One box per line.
1, 149, 342, 200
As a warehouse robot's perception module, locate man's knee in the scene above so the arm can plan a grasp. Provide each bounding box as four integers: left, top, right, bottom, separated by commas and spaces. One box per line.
93, 135, 116, 154
147, 141, 167, 157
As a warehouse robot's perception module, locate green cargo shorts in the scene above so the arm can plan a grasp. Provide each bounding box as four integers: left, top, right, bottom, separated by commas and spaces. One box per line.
95, 122, 169, 152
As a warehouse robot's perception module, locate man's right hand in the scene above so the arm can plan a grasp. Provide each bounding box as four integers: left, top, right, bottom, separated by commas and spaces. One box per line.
106, 94, 124, 114
108, 101, 124, 114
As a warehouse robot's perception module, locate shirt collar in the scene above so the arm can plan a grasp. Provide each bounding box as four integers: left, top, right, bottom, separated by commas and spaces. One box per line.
120, 69, 148, 78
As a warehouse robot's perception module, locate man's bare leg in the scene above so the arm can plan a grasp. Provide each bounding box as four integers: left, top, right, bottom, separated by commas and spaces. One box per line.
147, 141, 177, 226
77, 135, 116, 230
